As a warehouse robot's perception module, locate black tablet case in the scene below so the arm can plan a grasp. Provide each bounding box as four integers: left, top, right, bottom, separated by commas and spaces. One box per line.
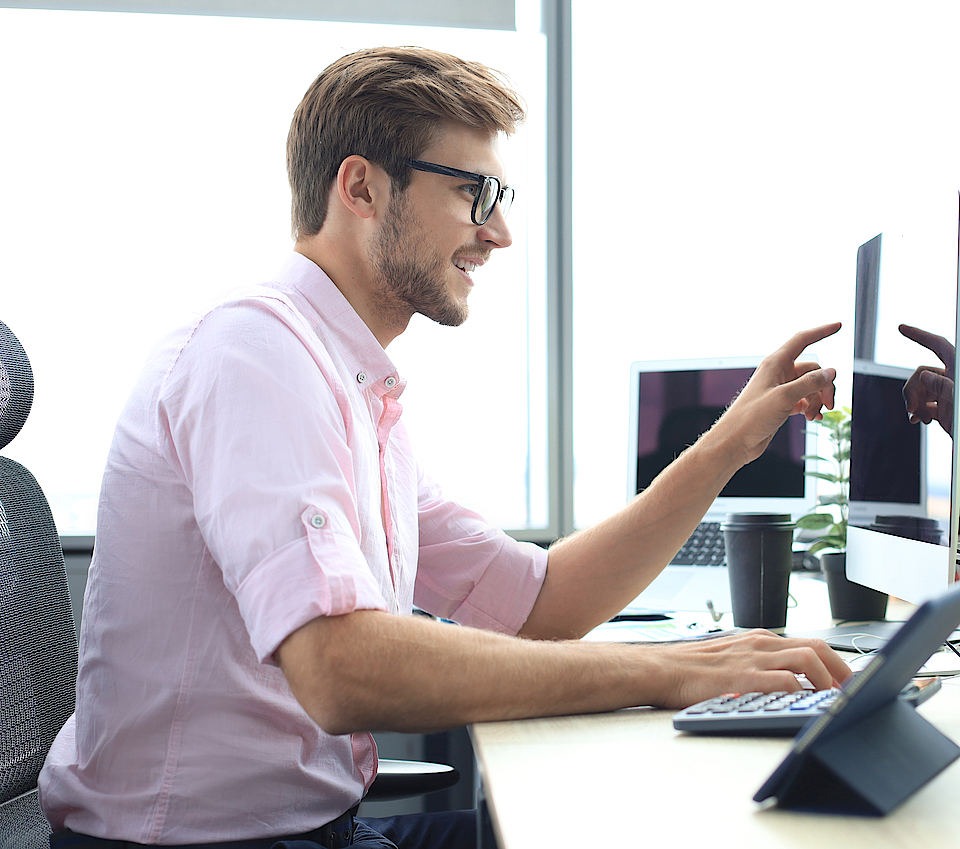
755, 583, 960, 815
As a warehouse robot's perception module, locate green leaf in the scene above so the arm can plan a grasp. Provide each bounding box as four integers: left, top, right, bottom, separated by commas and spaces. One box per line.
806, 471, 841, 483
821, 413, 847, 430
808, 534, 846, 555
796, 513, 835, 529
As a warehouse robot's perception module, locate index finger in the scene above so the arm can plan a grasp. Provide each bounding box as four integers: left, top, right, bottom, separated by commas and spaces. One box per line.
900, 324, 954, 368
775, 322, 843, 362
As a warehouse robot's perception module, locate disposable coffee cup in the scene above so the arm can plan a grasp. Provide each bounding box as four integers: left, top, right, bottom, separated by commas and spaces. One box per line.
721, 512, 795, 629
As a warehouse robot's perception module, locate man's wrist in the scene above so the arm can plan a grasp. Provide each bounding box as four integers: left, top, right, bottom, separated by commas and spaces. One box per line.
689, 417, 750, 481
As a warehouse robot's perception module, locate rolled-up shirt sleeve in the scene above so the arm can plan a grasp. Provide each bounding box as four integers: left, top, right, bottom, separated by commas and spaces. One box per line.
233, 510, 387, 663
413, 471, 549, 635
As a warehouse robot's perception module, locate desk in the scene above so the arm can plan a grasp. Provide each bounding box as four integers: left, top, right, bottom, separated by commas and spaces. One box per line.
471, 577, 960, 849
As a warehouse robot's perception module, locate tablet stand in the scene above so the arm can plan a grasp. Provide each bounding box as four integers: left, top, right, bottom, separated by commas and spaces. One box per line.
770, 698, 960, 816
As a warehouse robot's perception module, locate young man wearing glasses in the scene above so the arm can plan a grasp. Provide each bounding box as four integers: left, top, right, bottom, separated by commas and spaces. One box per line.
40, 46, 849, 849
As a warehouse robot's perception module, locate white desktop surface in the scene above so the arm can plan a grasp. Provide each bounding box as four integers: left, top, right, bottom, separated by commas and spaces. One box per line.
471, 577, 960, 849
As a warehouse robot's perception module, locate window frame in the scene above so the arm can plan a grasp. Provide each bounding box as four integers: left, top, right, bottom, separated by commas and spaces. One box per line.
1, 0, 575, 547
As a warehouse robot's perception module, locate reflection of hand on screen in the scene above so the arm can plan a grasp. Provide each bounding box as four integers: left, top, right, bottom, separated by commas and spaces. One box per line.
899, 323, 955, 436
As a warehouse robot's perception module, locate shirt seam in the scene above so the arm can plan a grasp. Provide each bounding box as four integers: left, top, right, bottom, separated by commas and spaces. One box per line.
143, 559, 207, 842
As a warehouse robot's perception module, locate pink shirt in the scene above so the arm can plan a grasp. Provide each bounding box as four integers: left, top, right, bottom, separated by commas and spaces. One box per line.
39, 252, 548, 844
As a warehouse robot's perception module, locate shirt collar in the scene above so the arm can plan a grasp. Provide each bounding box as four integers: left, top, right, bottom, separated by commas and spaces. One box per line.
271, 252, 406, 398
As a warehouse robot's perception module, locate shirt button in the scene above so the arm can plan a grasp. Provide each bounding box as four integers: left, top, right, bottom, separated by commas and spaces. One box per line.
385, 376, 397, 388
357, 372, 366, 384
310, 514, 326, 529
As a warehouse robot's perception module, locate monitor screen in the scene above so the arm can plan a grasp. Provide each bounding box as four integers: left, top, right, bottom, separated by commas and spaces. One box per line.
849, 362, 924, 512
845, 202, 960, 604
627, 357, 815, 519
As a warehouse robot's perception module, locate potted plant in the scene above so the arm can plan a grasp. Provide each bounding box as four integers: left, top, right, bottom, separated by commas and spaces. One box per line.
797, 406, 888, 621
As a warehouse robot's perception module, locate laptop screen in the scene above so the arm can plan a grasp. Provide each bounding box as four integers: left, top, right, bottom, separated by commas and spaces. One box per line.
627, 357, 815, 520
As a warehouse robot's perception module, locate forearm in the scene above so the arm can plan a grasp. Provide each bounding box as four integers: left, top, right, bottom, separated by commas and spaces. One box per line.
277, 609, 669, 734
276, 609, 851, 736
521, 427, 743, 640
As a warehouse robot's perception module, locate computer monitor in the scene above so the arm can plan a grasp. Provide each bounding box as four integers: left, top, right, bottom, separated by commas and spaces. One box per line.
845, 209, 960, 605
626, 357, 817, 521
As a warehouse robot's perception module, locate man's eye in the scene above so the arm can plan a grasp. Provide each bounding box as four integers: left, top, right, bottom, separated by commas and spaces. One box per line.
461, 184, 480, 198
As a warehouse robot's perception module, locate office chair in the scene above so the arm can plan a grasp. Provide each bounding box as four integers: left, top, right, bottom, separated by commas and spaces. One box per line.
0, 319, 78, 849
366, 759, 459, 802
0, 320, 456, 848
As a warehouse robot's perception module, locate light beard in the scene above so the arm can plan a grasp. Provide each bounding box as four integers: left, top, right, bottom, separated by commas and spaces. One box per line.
368, 194, 470, 329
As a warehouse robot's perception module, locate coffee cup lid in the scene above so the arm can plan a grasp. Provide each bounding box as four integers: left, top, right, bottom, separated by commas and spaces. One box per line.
720, 512, 794, 529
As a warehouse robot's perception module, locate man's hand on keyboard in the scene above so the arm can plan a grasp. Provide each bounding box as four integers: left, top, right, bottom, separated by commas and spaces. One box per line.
648, 628, 853, 710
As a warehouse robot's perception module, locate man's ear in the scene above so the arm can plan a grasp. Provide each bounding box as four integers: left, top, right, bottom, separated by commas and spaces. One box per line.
335, 155, 389, 221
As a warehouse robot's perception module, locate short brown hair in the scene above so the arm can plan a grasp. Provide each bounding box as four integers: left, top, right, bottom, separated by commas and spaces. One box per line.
286, 46, 526, 239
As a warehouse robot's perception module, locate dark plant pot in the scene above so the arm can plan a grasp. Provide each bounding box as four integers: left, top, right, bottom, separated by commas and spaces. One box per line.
820, 551, 889, 621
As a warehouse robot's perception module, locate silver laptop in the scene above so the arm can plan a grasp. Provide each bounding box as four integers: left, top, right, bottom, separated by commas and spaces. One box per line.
624, 357, 817, 615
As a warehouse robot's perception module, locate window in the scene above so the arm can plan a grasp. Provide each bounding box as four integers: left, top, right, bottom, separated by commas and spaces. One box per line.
572, 1, 960, 528
0, 3, 550, 536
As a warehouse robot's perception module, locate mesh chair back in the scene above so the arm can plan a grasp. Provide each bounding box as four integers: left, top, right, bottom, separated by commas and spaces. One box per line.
0, 790, 53, 849
0, 320, 33, 452
0, 321, 77, 849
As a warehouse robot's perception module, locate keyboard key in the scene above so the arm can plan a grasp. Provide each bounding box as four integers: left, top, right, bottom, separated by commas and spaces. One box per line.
672, 688, 841, 733
671, 521, 726, 566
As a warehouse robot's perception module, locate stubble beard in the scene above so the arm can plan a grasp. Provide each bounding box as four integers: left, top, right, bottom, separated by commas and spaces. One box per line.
368, 193, 470, 329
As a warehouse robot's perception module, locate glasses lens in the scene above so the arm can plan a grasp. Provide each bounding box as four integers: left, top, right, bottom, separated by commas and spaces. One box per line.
500, 187, 514, 219
477, 177, 499, 224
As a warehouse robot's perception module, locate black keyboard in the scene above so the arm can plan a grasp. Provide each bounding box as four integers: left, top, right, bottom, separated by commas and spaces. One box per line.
670, 521, 725, 566
673, 677, 941, 735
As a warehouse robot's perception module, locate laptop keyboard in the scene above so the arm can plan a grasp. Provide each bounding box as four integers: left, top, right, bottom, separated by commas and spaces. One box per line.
670, 521, 726, 566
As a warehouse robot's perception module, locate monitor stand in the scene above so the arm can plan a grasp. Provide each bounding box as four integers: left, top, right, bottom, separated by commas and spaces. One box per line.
787, 621, 960, 652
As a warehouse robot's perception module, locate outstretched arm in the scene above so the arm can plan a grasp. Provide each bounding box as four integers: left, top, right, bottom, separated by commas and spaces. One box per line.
519, 322, 841, 641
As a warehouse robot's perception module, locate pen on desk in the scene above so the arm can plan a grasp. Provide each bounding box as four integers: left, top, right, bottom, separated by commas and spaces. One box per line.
705, 599, 723, 623
611, 613, 672, 622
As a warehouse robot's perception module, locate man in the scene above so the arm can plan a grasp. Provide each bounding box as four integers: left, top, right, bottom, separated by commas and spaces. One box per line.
40, 46, 849, 849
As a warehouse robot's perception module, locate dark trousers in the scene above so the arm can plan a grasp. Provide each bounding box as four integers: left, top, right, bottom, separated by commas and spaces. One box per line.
353, 811, 476, 849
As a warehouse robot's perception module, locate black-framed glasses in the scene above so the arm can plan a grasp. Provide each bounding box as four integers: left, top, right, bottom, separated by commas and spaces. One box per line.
406, 159, 514, 226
